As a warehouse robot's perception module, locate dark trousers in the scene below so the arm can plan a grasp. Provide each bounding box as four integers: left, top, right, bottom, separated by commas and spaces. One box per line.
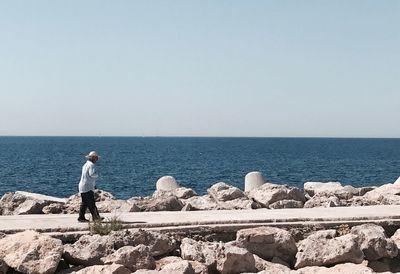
78, 190, 100, 220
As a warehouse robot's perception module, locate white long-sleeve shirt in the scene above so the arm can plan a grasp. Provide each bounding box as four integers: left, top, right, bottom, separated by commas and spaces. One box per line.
78, 160, 98, 193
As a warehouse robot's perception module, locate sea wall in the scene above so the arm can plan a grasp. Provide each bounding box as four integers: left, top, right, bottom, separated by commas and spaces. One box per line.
1, 222, 400, 273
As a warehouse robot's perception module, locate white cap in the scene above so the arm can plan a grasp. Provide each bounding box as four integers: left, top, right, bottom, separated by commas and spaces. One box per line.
85, 151, 101, 159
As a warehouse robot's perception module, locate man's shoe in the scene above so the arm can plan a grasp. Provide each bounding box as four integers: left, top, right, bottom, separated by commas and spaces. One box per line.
78, 218, 89, 223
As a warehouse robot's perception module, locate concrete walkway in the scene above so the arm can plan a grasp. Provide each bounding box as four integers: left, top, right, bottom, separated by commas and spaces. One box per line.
1, 205, 400, 234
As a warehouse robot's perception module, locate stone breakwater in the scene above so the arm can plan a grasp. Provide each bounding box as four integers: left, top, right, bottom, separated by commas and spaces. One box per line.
1, 175, 400, 273
1, 223, 400, 273
1, 174, 400, 216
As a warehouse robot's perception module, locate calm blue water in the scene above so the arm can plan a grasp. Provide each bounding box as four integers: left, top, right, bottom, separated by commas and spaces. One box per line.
0, 137, 399, 199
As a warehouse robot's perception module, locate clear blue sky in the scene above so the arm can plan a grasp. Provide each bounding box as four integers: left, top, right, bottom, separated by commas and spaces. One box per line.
0, 1, 399, 137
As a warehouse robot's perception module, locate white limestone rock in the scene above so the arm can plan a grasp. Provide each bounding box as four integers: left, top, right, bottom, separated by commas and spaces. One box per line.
303, 192, 340, 208
293, 263, 375, 274
107, 230, 177, 257
75, 263, 131, 274
102, 245, 156, 272
303, 182, 343, 197
207, 182, 245, 202
236, 226, 297, 264
244, 171, 265, 192
253, 254, 291, 273
63, 234, 115, 266
181, 195, 218, 211
351, 224, 398, 260
0, 230, 63, 274
295, 229, 364, 269
269, 199, 304, 209
247, 183, 305, 208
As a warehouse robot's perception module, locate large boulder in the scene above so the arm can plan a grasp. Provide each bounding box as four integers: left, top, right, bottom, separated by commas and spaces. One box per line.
107, 230, 177, 257
253, 254, 291, 273
293, 263, 375, 274
96, 200, 140, 213
156, 257, 207, 274
235, 226, 297, 264
63, 234, 115, 266
362, 183, 400, 205
180, 238, 222, 269
102, 245, 156, 272
269, 199, 304, 209
303, 182, 343, 197
159, 260, 195, 274
215, 244, 257, 274
0, 191, 66, 215
153, 187, 198, 200
207, 182, 245, 202
247, 183, 305, 208
351, 224, 398, 260
75, 263, 131, 274
181, 195, 218, 211
0, 230, 63, 274
181, 238, 257, 273
303, 193, 340, 208
146, 196, 184, 211
295, 230, 364, 269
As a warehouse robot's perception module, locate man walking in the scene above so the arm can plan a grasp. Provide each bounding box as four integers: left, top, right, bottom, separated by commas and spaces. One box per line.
78, 151, 102, 222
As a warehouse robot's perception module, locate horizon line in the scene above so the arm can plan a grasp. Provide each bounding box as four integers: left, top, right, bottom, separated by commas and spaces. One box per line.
0, 135, 399, 139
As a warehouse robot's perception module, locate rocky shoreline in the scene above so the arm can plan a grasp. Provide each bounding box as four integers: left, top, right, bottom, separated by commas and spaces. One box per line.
1, 173, 400, 216
1, 173, 400, 273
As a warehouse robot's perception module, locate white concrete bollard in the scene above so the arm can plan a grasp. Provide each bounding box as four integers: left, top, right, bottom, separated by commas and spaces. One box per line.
244, 171, 265, 192
156, 176, 179, 191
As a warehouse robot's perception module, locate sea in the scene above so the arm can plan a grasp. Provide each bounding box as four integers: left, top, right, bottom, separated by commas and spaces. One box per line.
0, 137, 399, 200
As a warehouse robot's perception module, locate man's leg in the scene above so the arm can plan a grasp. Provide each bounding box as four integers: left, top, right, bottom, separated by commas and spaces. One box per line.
87, 190, 101, 220
78, 192, 89, 221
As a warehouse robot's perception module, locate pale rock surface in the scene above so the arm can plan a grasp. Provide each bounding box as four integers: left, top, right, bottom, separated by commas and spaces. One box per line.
180, 238, 222, 268
75, 263, 131, 274
181, 238, 257, 273
156, 176, 179, 191
107, 229, 177, 257
295, 229, 364, 269
351, 224, 398, 260
156, 257, 207, 274
293, 263, 375, 274
15, 199, 46, 214
159, 260, 195, 274
394, 176, 400, 185
303, 192, 340, 208
363, 183, 400, 205
145, 195, 184, 211
253, 254, 291, 273
303, 182, 343, 197
220, 197, 262, 210
390, 228, 400, 251
96, 199, 140, 213
0, 230, 63, 274
102, 245, 156, 272
153, 187, 197, 200
247, 183, 305, 208
63, 234, 114, 266
244, 171, 265, 192
215, 244, 257, 274
208, 182, 245, 202
236, 226, 297, 264
269, 199, 304, 209
181, 195, 218, 211
42, 203, 64, 214
0, 191, 63, 215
